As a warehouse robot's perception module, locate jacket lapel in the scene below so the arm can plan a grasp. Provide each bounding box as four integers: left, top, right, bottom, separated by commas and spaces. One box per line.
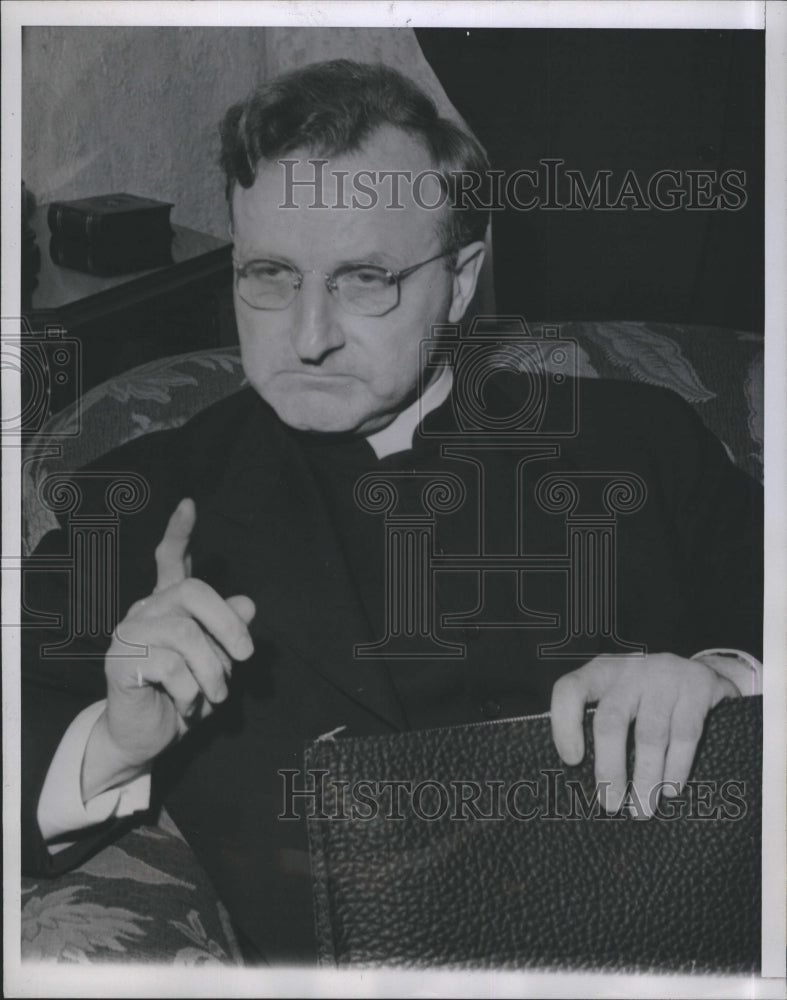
195, 396, 408, 732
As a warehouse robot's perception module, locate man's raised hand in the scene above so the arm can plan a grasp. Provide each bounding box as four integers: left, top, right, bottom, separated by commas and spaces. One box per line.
82, 498, 255, 801
550, 653, 739, 818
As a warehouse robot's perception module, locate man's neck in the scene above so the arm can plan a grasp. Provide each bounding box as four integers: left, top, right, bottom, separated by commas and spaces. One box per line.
365, 367, 453, 460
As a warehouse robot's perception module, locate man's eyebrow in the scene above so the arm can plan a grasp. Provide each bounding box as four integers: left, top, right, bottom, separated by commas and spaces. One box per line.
233, 248, 298, 267
336, 251, 399, 269
234, 249, 404, 270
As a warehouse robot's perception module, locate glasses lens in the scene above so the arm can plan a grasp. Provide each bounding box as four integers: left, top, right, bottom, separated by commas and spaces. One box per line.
336, 265, 398, 316
237, 260, 298, 309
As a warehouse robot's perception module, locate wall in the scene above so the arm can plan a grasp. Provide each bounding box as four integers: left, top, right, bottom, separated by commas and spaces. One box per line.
23, 27, 270, 236
261, 27, 453, 110
22, 26, 464, 240
417, 28, 764, 329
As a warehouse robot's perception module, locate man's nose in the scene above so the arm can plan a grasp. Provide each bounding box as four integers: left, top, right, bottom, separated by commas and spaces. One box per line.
289, 274, 346, 363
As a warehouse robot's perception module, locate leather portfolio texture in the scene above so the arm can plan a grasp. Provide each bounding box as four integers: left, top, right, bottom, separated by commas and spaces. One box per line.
305, 696, 761, 972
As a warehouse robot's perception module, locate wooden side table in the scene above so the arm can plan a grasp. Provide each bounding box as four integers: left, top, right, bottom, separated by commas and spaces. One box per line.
23, 208, 237, 408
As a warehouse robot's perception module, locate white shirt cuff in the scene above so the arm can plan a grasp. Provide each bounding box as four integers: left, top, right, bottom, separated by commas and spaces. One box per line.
37, 700, 151, 853
691, 648, 763, 697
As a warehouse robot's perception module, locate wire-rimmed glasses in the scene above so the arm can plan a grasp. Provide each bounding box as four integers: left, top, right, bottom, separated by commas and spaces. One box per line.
232, 250, 453, 317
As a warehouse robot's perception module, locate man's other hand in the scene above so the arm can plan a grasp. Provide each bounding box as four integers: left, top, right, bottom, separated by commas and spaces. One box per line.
81, 498, 256, 801
550, 654, 739, 817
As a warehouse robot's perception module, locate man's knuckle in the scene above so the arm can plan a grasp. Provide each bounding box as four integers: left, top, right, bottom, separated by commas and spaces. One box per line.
186, 619, 206, 645
177, 576, 199, 599
636, 716, 670, 744
111, 619, 139, 647
173, 617, 200, 644
696, 661, 718, 687
650, 651, 683, 674
154, 539, 171, 562
554, 672, 580, 696
622, 656, 649, 679
158, 649, 182, 678
672, 716, 704, 744
595, 702, 630, 730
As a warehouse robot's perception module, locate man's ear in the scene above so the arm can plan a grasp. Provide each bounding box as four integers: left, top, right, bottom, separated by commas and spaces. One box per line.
447, 241, 487, 323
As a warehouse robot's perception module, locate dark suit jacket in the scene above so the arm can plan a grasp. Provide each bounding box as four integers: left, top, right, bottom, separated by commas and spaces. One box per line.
21, 376, 763, 963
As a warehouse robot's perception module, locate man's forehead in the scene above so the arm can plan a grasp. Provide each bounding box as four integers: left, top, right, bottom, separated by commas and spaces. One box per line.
230, 126, 449, 256
277, 124, 440, 186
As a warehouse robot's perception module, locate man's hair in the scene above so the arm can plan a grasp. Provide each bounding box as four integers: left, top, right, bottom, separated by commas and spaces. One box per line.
219, 59, 491, 253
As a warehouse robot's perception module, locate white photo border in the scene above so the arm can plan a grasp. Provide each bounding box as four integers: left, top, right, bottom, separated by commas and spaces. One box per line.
3, 3, 784, 997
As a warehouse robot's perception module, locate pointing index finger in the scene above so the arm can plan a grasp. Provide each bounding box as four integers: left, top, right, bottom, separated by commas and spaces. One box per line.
154, 498, 196, 592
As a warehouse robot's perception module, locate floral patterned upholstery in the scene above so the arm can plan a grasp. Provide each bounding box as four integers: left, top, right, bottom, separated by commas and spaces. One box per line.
550, 321, 764, 484
21, 320, 763, 964
22, 818, 242, 966
23, 348, 247, 555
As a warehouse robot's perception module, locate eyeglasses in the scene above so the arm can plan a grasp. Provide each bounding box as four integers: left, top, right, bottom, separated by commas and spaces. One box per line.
232, 250, 454, 317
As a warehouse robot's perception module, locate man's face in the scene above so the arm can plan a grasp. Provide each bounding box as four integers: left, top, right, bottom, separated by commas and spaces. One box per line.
231, 126, 483, 436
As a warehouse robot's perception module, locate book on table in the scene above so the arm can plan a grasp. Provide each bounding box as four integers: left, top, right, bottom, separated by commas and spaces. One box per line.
47, 193, 174, 243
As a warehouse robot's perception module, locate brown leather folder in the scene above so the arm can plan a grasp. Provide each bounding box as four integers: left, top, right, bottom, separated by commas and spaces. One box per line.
306, 696, 761, 972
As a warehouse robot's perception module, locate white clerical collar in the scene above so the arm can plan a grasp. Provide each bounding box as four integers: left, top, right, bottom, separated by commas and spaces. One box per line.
366, 367, 454, 460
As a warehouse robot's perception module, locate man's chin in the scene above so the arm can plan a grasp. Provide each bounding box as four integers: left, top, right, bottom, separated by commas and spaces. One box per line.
266, 392, 372, 436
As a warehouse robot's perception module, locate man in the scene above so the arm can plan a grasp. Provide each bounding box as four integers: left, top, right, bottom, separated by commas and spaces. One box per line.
22, 60, 762, 964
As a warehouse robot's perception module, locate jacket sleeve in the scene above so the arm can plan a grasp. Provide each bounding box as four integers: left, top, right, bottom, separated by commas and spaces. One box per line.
20, 430, 188, 876
640, 385, 764, 660
20, 522, 148, 875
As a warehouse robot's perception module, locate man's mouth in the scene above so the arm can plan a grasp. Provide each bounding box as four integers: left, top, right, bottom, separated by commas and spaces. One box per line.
284, 371, 355, 382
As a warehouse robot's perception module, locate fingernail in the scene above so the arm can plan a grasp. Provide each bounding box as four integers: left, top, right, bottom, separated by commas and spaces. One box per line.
185, 693, 205, 726
236, 636, 254, 659
559, 741, 581, 765
600, 786, 622, 815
